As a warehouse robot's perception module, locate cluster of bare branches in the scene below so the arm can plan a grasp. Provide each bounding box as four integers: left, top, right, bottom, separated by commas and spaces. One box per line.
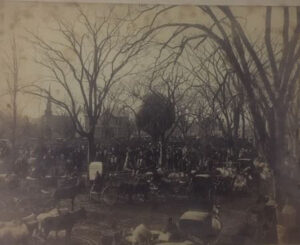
1, 36, 31, 153
139, 5, 300, 169
27, 7, 151, 160
2, 5, 299, 193
183, 44, 249, 146
130, 5, 300, 212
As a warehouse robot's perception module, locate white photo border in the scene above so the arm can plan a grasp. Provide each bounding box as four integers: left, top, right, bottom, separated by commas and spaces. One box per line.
7, 0, 300, 7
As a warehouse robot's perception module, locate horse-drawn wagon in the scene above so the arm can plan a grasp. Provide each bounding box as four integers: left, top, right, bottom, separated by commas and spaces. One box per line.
179, 206, 222, 245
102, 171, 146, 205
148, 170, 215, 203
213, 159, 257, 195
187, 173, 215, 202
89, 162, 149, 206
89, 161, 222, 206
89, 161, 104, 202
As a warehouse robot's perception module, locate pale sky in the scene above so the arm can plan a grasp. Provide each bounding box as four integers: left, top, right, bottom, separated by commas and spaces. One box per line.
0, 2, 296, 119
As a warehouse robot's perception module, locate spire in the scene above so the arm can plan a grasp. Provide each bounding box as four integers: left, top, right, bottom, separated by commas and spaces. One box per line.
45, 85, 52, 116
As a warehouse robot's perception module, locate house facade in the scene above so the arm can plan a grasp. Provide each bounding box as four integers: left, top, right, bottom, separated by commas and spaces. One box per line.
85, 111, 133, 141
40, 95, 75, 140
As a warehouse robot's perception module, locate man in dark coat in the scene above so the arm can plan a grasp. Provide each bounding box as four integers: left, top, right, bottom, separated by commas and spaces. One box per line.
93, 171, 103, 192
164, 217, 180, 241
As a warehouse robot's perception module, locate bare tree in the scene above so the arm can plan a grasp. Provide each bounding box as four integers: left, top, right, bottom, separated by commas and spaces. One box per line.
3, 36, 22, 156
176, 105, 198, 140
287, 79, 300, 166
129, 59, 197, 165
130, 7, 300, 241
140, 5, 300, 202
184, 44, 247, 156
28, 8, 148, 162
136, 57, 197, 138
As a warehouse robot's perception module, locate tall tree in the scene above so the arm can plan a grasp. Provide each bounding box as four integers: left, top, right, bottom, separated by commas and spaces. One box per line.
131, 57, 197, 141
185, 45, 247, 155
141, 4, 300, 195
3, 36, 21, 156
136, 92, 175, 165
137, 6, 300, 242
29, 8, 147, 163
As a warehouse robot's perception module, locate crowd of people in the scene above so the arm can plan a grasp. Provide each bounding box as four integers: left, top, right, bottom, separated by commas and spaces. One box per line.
1, 137, 279, 245
3, 137, 256, 180
9, 143, 87, 178
93, 139, 256, 175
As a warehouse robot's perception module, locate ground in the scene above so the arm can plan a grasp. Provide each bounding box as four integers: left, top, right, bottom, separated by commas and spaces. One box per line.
0, 161, 256, 245
0, 186, 255, 245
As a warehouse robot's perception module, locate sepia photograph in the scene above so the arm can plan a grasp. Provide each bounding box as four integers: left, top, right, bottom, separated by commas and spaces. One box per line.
0, 0, 299, 244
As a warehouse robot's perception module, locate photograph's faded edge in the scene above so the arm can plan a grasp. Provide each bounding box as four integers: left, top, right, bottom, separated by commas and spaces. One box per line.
5, 0, 300, 6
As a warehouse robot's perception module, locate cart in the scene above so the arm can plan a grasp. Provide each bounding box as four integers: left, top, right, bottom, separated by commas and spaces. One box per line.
89, 161, 104, 202
188, 174, 215, 202
178, 209, 222, 245
101, 171, 134, 205
89, 161, 104, 180
89, 166, 142, 206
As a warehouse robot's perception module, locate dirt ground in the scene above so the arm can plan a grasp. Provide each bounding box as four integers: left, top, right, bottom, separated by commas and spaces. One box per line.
0, 184, 256, 245
0, 160, 256, 245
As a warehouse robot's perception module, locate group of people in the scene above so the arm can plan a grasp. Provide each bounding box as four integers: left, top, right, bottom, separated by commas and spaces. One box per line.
10, 143, 87, 178
94, 140, 256, 175
0, 142, 10, 158
6, 137, 255, 180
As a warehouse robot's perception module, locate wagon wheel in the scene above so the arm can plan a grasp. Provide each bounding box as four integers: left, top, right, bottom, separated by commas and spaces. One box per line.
90, 191, 102, 203
89, 185, 101, 203
187, 224, 222, 245
149, 186, 169, 203
102, 185, 119, 206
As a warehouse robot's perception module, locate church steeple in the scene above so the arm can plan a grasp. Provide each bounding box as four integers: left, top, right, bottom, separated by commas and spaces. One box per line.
45, 86, 52, 116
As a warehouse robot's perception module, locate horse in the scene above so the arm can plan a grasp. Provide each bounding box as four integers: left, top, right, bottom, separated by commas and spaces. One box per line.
0, 173, 19, 190
118, 178, 150, 203
150, 171, 174, 198
0, 220, 30, 245
53, 178, 85, 211
36, 208, 69, 234
21, 213, 38, 238
41, 207, 87, 241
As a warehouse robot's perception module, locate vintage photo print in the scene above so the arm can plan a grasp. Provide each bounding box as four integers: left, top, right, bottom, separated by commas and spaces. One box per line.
0, 0, 299, 244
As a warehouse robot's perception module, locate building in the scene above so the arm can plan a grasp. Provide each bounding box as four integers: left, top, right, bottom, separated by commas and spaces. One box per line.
85, 110, 133, 141
40, 93, 75, 140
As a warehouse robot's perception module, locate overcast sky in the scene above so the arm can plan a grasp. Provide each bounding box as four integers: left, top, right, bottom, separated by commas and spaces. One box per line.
0, 2, 295, 119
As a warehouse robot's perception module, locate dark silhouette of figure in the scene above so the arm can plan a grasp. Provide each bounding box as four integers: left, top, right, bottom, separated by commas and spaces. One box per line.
164, 217, 180, 241
93, 171, 103, 193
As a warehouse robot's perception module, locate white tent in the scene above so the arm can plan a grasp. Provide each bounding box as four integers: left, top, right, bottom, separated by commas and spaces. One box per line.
89, 162, 103, 181
180, 211, 210, 222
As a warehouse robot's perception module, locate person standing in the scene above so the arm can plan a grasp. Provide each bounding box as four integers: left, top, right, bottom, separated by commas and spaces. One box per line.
93, 170, 103, 193
163, 217, 180, 241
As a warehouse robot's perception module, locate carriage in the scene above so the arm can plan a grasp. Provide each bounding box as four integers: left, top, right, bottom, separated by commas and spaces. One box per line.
213, 159, 256, 194
89, 162, 148, 205
188, 173, 215, 201
89, 159, 220, 205
89, 161, 105, 202
147, 170, 216, 203
179, 207, 222, 245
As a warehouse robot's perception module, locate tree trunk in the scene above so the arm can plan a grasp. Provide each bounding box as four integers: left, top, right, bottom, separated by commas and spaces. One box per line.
11, 91, 17, 162
233, 104, 241, 141
87, 133, 96, 164
86, 133, 96, 183
266, 107, 291, 244
273, 108, 288, 199
241, 110, 245, 140
12, 97, 17, 153
159, 135, 166, 167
